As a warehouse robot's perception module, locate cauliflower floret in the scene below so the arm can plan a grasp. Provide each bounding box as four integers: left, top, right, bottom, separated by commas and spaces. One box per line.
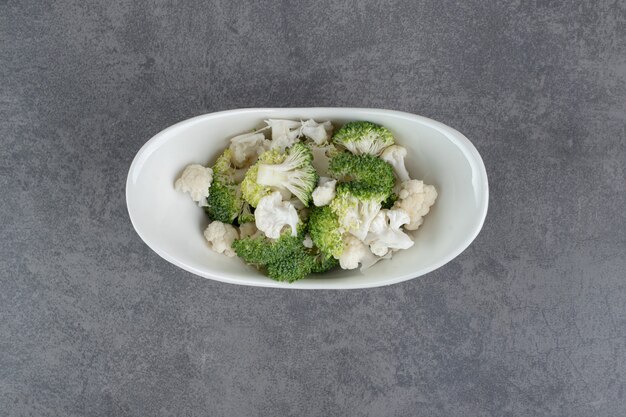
203, 221, 239, 257
301, 119, 333, 145
229, 132, 269, 168
393, 180, 438, 230
380, 145, 410, 182
265, 119, 302, 151
175, 164, 213, 206
312, 177, 337, 207
338, 234, 387, 270
255, 191, 299, 239
310, 143, 337, 176
302, 234, 314, 248
366, 209, 414, 256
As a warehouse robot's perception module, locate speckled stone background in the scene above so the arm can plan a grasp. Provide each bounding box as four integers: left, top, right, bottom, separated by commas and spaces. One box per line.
2, 1, 626, 416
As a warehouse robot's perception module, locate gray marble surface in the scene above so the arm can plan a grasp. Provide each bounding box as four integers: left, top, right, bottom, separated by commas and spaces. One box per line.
2, 1, 625, 416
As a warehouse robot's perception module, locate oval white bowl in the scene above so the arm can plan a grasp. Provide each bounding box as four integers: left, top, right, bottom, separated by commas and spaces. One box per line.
126, 108, 488, 289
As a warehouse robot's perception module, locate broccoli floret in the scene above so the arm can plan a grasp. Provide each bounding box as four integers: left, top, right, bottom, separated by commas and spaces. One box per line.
205, 183, 242, 223
205, 149, 243, 223
381, 192, 398, 209
329, 183, 387, 241
240, 149, 285, 207
255, 143, 318, 207
265, 247, 316, 282
332, 121, 394, 155
308, 206, 343, 258
238, 202, 255, 224
328, 152, 395, 197
311, 252, 339, 273
211, 149, 237, 181
232, 232, 317, 282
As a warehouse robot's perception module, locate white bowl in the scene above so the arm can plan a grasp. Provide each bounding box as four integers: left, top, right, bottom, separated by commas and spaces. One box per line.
126, 108, 488, 289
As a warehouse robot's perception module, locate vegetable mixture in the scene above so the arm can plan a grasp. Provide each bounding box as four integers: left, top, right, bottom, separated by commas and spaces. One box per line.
175, 119, 437, 282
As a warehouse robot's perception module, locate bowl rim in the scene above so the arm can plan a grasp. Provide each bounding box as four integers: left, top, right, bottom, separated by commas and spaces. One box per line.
126, 107, 489, 289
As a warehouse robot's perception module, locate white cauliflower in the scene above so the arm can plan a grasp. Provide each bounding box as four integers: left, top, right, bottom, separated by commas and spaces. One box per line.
310, 143, 337, 176
393, 180, 438, 230
255, 191, 299, 239
203, 221, 239, 257
174, 164, 213, 206
265, 119, 302, 151
229, 132, 269, 168
366, 209, 414, 256
265, 119, 333, 150
301, 119, 333, 145
380, 145, 410, 182
312, 177, 337, 207
302, 234, 314, 248
338, 234, 388, 270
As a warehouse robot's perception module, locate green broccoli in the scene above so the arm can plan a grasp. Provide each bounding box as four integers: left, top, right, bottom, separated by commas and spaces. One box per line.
238, 202, 255, 224
265, 246, 316, 282
332, 121, 394, 155
328, 151, 395, 197
232, 231, 322, 282
252, 143, 319, 207
329, 183, 388, 241
240, 149, 286, 207
381, 192, 398, 209
310, 251, 339, 273
205, 149, 244, 223
212, 148, 233, 177
308, 206, 343, 258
